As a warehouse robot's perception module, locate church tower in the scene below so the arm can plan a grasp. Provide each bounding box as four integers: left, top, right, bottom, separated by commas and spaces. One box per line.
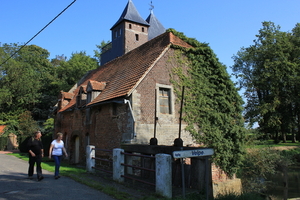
101, 0, 165, 65
101, 0, 149, 65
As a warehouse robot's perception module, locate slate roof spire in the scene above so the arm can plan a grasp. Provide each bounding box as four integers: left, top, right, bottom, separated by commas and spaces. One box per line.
146, 9, 166, 40
111, 0, 149, 30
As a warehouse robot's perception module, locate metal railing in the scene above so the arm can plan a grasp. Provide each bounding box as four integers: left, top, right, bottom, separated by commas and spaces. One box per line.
91, 148, 113, 174
121, 152, 156, 186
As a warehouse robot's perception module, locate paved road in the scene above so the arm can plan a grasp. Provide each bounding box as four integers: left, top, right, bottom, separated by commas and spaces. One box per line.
0, 153, 116, 200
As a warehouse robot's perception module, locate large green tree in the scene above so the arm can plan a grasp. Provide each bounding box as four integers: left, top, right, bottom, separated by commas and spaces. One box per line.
0, 44, 52, 116
54, 51, 98, 92
0, 44, 99, 137
232, 22, 300, 142
169, 29, 246, 176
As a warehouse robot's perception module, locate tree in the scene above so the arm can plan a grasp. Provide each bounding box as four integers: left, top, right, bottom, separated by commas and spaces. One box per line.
169, 29, 246, 176
0, 44, 58, 122
54, 51, 98, 92
232, 22, 300, 143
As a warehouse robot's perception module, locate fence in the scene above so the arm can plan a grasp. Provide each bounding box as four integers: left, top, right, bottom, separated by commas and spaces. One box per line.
86, 145, 172, 198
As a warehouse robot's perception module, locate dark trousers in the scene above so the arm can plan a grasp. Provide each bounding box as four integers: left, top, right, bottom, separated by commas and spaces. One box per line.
52, 155, 62, 176
28, 154, 42, 178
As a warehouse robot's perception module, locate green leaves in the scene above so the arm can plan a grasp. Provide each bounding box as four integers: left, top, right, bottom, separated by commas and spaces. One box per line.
169, 29, 246, 176
232, 22, 300, 142
0, 44, 97, 136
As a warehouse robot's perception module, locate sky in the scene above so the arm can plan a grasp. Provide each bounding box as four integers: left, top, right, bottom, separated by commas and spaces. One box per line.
1, 0, 300, 78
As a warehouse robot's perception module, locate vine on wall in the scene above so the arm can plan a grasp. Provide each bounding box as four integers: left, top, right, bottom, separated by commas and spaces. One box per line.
168, 29, 246, 176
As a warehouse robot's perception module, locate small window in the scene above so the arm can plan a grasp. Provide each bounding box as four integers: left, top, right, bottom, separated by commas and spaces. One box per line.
119, 28, 122, 36
76, 95, 81, 107
135, 34, 139, 41
129, 24, 132, 29
87, 92, 91, 104
159, 88, 171, 114
115, 30, 118, 38
142, 27, 144, 32
86, 108, 91, 124
112, 103, 118, 115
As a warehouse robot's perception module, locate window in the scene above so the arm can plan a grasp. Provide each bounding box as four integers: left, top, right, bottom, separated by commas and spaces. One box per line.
159, 88, 171, 114
129, 24, 132, 29
86, 108, 91, 124
76, 95, 81, 107
87, 91, 91, 104
112, 103, 118, 116
142, 27, 144, 32
135, 34, 139, 41
115, 30, 118, 38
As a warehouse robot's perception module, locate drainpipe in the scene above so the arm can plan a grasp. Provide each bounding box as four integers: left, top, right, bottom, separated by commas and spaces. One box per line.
124, 99, 136, 138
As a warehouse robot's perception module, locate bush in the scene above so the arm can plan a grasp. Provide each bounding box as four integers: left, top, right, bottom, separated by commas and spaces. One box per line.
0, 137, 7, 150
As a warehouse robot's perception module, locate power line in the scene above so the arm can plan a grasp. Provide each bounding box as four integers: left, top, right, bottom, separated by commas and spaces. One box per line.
0, 0, 76, 67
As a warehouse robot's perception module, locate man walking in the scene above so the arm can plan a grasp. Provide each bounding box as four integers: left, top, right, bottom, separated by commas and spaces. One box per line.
27, 130, 44, 181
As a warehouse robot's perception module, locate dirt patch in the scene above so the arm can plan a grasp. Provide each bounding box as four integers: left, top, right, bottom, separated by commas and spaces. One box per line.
271, 146, 299, 151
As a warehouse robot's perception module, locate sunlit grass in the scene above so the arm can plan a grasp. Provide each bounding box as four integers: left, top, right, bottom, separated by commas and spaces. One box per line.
245, 139, 300, 149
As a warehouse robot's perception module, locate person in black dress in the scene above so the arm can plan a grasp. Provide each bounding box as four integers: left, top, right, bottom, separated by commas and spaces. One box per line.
27, 130, 44, 181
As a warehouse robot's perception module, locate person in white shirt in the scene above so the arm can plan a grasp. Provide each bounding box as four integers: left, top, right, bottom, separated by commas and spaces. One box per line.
48, 132, 68, 179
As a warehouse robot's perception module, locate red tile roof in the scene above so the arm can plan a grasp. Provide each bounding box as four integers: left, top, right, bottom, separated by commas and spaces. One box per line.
61, 91, 74, 100
59, 32, 192, 112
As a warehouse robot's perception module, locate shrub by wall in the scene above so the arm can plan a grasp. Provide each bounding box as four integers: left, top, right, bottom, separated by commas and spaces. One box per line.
0, 137, 7, 150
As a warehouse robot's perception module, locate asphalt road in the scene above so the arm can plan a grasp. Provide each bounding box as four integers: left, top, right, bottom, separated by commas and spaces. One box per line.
0, 153, 116, 200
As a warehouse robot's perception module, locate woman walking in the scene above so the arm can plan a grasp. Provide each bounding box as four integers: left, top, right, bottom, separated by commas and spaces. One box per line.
49, 132, 68, 179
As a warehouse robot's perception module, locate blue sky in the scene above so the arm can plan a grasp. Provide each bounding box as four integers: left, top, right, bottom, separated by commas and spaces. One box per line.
1, 0, 300, 77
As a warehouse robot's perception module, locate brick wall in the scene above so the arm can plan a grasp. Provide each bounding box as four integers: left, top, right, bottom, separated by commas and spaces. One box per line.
133, 48, 195, 146
55, 102, 132, 163
124, 21, 148, 53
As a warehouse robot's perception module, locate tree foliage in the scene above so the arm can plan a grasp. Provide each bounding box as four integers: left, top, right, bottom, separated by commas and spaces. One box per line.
0, 44, 98, 136
232, 22, 300, 142
168, 29, 246, 176
54, 51, 98, 92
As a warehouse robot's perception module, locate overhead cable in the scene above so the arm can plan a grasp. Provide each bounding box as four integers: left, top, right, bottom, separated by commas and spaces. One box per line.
0, 0, 76, 67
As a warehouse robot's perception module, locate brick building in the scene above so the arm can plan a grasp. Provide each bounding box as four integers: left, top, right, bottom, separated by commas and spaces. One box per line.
54, 0, 196, 164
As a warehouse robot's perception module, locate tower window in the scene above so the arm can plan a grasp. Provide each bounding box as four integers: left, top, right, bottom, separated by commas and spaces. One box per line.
115, 30, 118, 38
142, 27, 144, 32
129, 24, 132, 29
135, 34, 139, 41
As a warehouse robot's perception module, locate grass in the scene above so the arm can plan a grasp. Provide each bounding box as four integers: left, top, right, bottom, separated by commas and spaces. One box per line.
247, 140, 300, 148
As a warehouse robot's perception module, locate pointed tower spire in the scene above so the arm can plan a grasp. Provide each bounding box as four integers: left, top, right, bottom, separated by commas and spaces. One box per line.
101, 0, 150, 65
111, 0, 149, 30
146, 8, 166, 40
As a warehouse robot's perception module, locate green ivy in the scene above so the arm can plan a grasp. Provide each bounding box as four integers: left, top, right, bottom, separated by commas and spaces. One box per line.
168, 29, 246, 176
